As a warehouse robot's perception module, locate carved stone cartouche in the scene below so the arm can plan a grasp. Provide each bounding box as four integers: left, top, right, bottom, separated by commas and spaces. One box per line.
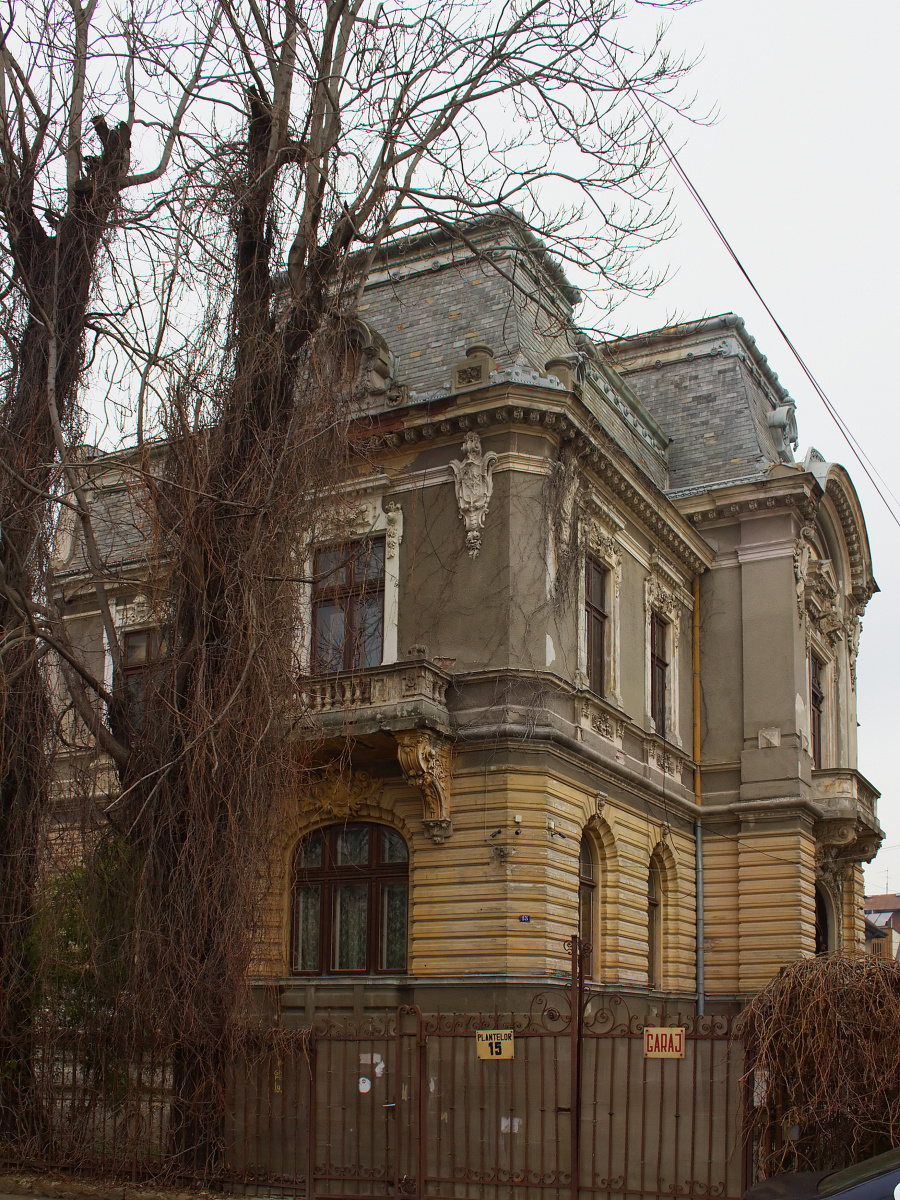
449, 432, 498, 558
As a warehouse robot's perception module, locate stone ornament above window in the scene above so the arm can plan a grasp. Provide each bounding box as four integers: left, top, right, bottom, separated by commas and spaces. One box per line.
345, 496, 403, 560
449, 431, 498, 558
584, 519, 622, 580
794, 525, 844, 646
308, 769, 383, 820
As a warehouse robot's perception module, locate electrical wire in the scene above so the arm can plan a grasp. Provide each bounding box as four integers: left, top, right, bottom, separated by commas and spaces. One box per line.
608, 49, 900, 532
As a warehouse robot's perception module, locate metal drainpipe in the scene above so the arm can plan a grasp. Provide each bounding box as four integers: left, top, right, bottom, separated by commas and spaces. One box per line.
693, 575, 705, 1017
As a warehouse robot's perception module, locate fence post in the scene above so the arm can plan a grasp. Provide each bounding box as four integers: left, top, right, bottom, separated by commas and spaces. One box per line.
306, 1035, 317, 1200
415, 1007, 427, 1199
566, 935, 587, 1200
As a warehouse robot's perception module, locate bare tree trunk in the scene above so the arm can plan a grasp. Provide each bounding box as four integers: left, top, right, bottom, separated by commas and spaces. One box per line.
0, 119, 131, 1135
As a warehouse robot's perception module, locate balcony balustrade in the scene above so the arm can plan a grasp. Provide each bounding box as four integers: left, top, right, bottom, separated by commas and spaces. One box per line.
300, 658, 452, 737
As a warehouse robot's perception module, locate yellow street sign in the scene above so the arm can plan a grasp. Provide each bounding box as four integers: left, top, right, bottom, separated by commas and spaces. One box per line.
643, 1027, 685, 1059
476, 1030, 514, 1059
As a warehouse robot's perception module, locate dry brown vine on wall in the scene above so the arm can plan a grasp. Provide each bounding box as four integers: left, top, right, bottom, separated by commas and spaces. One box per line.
736, 953, 900, 1175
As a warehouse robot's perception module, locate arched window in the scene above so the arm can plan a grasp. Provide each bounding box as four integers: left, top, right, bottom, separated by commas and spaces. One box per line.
292, 822, 408, 975
815, 886, 831, 955
578, 836, 596, 977
648, 857, 662, 988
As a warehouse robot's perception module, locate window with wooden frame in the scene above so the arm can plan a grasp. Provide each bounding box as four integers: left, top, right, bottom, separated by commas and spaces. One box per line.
292, 823, 408, 975
650, 612, 668, 737
123, 629, 164, 723
810, 652, 825, 770
578, 836, 596, 977
585, 557, 608, 695
312, 537, 385, 672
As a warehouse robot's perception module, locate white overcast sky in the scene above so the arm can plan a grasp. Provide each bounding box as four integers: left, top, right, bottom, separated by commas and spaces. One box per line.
605, 0, 900, 894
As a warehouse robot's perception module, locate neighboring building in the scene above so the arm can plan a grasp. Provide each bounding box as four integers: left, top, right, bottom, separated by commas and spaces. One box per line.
864, 914, 895, 959
864, 893, 900, 958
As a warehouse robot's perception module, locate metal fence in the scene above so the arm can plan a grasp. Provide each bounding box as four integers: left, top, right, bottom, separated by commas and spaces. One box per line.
2, 944, 747, 1200
229, 998, 746, 1200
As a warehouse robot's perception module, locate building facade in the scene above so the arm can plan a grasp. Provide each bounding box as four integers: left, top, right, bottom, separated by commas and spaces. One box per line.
56, 223, 882, 1023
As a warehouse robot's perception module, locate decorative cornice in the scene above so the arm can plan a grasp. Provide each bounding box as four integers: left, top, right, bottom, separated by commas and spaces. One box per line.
679, 486, 819, 527
371, 397, 710, 577
825, 476, 877, 609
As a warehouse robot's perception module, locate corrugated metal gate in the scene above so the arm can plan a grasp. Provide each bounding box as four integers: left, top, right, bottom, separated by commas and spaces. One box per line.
229, 941, 747, 1200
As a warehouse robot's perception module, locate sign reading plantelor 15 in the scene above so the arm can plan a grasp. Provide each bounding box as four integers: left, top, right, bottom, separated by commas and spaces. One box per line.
643, 1027, 685, 1059
476, 1030, 514, 1059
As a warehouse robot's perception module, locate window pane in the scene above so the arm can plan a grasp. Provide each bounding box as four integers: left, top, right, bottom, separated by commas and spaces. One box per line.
589, 613, 604, 693
298, 831, 323, 869
315, 602, 346, 671
380, 882, 408, 971
579, 882, 593, 946
126, 672, 148, 726
333, 883, 368, 970
293, 886, 320, 972
589, 561, 606, 610
651, 614, 667, 662
125, 631, 150, 665
353, 595, 384, 669
356, 538, 385, 581
315, 547, 347, 589
381, 828, 408, 864
579, 837, 593, 880
336, 825, 369, 866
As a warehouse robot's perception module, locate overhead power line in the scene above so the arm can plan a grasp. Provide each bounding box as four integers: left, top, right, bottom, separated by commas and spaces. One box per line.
610, 54, 900, 532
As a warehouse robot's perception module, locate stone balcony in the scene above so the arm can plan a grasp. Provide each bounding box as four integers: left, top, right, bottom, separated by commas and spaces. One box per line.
300, 658, 452, 738
812, 767, 883, 863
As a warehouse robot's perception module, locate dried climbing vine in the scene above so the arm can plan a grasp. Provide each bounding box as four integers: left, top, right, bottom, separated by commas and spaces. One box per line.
736, 953, 900, 1175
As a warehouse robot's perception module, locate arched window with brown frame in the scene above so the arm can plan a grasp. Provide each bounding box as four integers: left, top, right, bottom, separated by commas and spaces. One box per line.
292, 822, 408, 975
578, 835, 596, 977
815, 885, 832, 955
648, 856, 663, 988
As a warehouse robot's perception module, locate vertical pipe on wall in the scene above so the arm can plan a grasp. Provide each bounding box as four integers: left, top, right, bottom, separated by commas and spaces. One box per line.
693, 575, 705, 1017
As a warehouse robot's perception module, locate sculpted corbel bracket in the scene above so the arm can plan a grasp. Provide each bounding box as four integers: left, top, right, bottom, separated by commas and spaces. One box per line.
815, 816, 882, 866
395, 729, 452, 844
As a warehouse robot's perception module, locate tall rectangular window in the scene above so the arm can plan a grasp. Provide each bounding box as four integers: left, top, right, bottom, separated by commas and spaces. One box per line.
123, 629, 163, 724
810, 653, 824, 769
312, 537, 385, 672
585, 558, 608, 695
650, 612, 668, 737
